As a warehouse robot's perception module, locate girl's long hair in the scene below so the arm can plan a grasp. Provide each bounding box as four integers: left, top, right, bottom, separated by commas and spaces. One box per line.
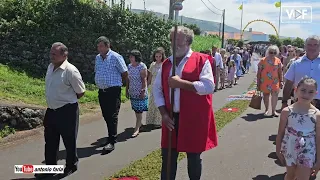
151, 48, 166, 62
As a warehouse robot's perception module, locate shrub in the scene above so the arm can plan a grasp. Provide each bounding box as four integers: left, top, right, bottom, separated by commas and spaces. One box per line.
0, 0, 172, 82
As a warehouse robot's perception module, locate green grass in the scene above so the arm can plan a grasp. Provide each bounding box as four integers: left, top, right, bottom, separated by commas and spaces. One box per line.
108, 83, 254, 180
192, 35, 221, 52
0, 64, 128, 110
0, 125, 15, 139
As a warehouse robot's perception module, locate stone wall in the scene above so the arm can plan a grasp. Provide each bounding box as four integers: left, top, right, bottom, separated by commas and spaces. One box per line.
0, 105, 45, 131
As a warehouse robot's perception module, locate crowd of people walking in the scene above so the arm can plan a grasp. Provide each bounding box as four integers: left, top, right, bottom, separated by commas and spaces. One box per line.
34, 23, 320, 180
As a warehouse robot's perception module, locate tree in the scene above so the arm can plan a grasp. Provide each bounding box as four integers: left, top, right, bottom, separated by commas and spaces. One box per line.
183, 23, 201, 35
237, 40, 244, 47
292, 37, 304, 48
227, 39, 238, 46
282, 38, 292, 46
269, 35, 282, 47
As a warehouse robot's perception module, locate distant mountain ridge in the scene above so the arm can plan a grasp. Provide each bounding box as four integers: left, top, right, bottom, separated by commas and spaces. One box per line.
131, 9, 240, 33
131, 9, 296, 39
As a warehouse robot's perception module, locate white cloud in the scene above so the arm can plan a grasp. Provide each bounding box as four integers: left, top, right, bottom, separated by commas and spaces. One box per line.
129, 0, 319, 39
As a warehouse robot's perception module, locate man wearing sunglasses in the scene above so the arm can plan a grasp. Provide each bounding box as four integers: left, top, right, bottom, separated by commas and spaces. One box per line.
282, 35, 320, 110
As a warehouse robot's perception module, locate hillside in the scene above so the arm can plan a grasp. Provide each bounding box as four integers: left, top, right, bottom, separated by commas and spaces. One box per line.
131, 9, 240, 33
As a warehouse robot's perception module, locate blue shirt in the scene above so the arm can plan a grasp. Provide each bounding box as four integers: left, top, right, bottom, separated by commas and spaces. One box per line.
94, 50, 128, 89
284, 55, 320, 99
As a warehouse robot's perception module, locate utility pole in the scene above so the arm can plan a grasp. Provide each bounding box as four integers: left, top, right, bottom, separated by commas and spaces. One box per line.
278, 0, 281, 36
143, 0, 146, 12
168, 0, 175, 20
221, 9, 225, 48
240, 1, 243, 40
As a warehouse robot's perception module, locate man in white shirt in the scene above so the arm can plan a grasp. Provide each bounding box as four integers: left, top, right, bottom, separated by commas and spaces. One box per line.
212, 46, 223, 91
153, 26, 218, 180
36, 42, 86, 179
282, 35, 320, 109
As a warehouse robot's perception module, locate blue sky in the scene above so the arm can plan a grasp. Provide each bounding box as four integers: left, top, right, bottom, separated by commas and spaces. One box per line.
129, 0, 319, 39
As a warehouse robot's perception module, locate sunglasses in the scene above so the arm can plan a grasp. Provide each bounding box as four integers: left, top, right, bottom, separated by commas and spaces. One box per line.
288, 51, 294, 52
269, 51, 277, 54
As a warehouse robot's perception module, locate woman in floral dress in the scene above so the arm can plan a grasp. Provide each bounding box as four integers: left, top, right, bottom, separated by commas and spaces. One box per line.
257, 45, 283, 117
276, 77, 320, 180
126, 50, 148, 137
146, 48, 166, 128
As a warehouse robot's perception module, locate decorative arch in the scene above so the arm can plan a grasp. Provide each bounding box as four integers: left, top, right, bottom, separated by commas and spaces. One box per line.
241, 19, 279, 38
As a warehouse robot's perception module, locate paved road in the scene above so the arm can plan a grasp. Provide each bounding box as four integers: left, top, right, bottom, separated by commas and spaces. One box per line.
176, 94, 319, 179
0, 68, 256, 180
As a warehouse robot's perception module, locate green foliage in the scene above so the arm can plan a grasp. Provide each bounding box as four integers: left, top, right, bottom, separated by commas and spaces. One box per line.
282, 38, 292, 46
0, 64, 128, 108
237, 40, 244, 47
269, 35, 282, 47
183, 23, 201, 35
269, 35, 304, 48
0, 125, 15, 138
292, 37, 304, 48
227, 39, 239, 46
0, 0, 220, 85
192, 35, 220, 51
0, 0, 171, 82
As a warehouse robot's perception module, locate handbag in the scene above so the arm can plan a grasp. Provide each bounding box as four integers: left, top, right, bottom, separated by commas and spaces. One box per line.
249, 90, 262, 110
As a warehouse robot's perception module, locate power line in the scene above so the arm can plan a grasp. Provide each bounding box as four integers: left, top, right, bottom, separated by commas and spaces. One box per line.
206, 0, 223, 12
200, 0, 222, 16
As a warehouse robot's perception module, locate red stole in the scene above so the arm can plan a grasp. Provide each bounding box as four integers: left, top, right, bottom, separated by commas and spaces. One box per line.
161, 52, 218, 153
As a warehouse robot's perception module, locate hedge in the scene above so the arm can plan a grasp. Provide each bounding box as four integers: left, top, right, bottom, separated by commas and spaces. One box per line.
0, 0, 175, 82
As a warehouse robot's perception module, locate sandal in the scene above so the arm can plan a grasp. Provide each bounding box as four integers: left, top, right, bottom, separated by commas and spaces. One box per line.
131, 132, 139, 138
272, 112, 279, 117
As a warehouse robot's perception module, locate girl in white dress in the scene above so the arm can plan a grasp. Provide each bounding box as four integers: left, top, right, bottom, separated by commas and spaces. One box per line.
276, 77, 320, 180
146, 48, 166, 128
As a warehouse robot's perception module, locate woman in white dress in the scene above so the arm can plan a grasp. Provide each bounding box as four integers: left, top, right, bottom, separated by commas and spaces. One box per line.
146, 48, 166, 128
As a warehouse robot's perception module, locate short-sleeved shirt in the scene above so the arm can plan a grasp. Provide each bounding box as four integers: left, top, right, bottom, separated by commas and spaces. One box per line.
45, 60, 86, 109
284, 55, 320, 99
128, 62, 148, 99
94, 50, 128, 89
213, 52, 224, 69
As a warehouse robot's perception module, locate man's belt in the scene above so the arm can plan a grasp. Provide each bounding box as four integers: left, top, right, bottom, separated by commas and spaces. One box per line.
48, 103, 77, 111
99, 86, 121, 92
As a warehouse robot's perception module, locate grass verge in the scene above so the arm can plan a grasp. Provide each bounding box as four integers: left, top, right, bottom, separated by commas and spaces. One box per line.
0, 64, 128, 138
0, 64, 128, 112
0, 125, 16, 138
108, 83, 255, 180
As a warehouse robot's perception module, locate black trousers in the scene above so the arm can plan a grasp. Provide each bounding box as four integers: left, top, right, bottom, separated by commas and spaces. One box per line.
44, 103, 79, 168
161, 113, 202, 180
243, 60, 247, 71
98, 86, 121, 144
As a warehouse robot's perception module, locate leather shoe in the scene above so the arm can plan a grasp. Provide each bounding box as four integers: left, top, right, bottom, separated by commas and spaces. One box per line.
63, 165, 77, 176
103, 143, 115, 151
100, 139, 110, 147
